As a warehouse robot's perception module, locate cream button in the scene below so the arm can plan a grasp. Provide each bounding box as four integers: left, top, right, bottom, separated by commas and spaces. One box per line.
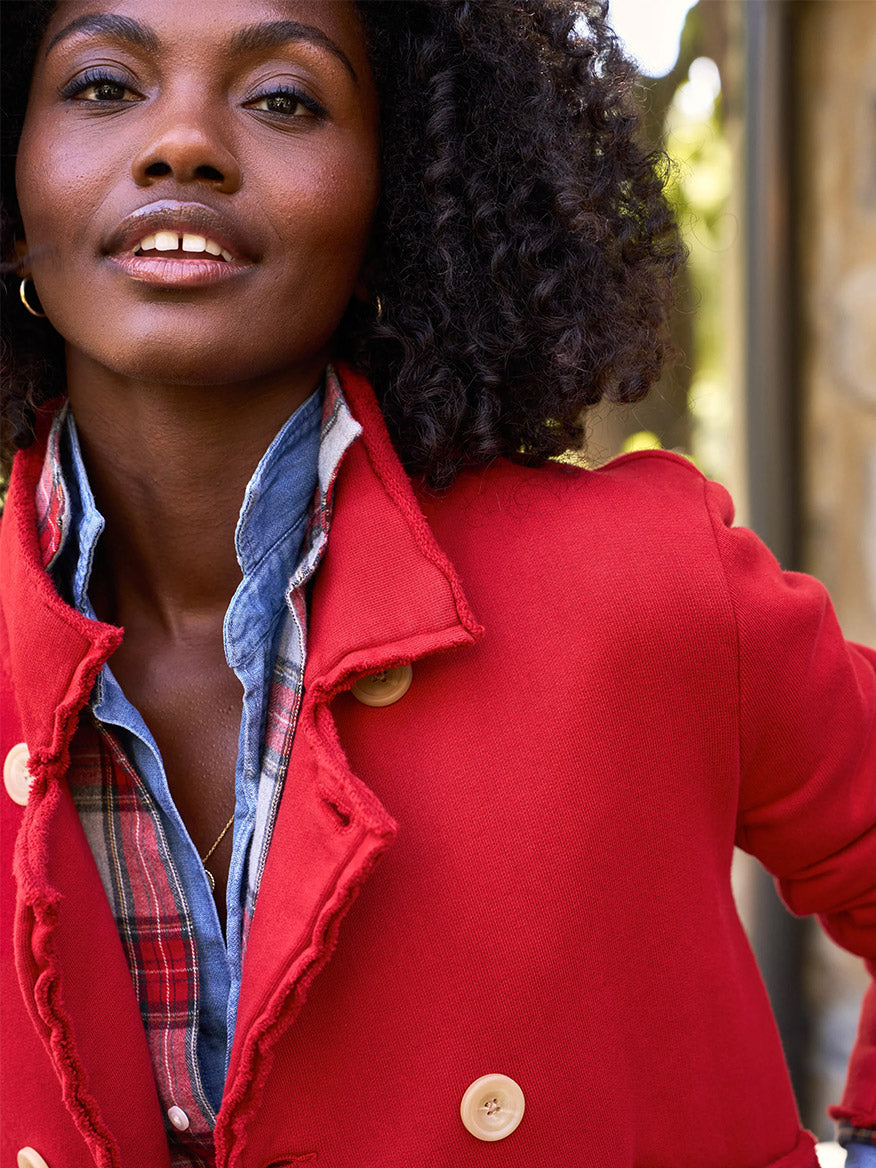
167, 1106, 190, 1132
17, 1149, 50, 1168
4, 743, 33, 806
460, 1073, 525, 1142
351, 664, 413, 707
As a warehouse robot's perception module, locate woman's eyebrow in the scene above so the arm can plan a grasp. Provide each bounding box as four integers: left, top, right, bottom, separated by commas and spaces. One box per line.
229, 21, 358, 83
44, 15, 357, 84
45, 14, 159, 58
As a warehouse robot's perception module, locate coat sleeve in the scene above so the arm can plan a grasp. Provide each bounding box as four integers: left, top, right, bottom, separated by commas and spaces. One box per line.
703, 476, 876, 1129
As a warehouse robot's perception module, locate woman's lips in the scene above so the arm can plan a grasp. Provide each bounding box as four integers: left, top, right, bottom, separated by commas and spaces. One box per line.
103, 200, 260, 286
108, 251, 251, 288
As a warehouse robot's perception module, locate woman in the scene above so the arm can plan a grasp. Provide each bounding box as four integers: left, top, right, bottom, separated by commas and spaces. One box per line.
1, 2, 874, 1166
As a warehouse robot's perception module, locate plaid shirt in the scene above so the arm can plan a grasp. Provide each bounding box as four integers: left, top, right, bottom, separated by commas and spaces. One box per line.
36, 369, 360, 1166
840, 1126, 876, 1149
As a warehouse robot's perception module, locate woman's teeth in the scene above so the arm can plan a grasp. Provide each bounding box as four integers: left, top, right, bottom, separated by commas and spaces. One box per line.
136, 232, 233, 261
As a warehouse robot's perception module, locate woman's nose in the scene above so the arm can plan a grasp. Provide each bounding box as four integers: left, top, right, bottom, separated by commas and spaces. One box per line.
130, 109, 241, 194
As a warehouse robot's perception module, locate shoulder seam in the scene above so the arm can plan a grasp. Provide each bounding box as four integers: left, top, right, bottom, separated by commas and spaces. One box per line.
596, 448, 705, 478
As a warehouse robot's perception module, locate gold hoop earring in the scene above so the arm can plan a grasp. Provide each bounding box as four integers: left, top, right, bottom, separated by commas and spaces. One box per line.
374, 294, 384, 321
19, 278, 46, 318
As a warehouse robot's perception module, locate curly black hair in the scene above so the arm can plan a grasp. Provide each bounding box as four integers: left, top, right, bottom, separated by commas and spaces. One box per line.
1, 0, 683, 486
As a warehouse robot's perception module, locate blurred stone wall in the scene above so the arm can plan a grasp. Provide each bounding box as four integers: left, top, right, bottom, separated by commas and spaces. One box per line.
793, 0, 876, 1135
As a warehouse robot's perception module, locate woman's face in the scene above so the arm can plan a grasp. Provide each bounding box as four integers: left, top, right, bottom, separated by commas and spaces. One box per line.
15, 0, 380, 389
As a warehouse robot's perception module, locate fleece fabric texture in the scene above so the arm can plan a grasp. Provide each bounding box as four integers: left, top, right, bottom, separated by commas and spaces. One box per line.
1, 363, 875, 1168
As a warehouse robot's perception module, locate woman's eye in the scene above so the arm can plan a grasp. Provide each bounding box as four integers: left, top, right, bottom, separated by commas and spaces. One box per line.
245, 89, 325, 119
61, 73, 141, 103
80, 80, 135, 101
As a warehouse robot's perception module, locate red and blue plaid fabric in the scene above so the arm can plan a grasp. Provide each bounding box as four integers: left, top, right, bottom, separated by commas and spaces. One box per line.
39, 369, 361, 1167
67, 719, 218, 1166
839, 1125, 876, 1148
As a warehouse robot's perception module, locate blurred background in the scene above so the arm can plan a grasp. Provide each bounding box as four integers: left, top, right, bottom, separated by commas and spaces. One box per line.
597, 0, 876, 1147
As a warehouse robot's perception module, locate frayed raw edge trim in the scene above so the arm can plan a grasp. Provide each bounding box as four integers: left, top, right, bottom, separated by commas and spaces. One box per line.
829, 1107, 876, 1125
48, 621, 124, 759
215, 834, 393, 1167
36, 963, 123, 1168
303, 701, 400, 835
309, 623, 480, 708
13, 760, 122, 1168
336, 363, 484, 640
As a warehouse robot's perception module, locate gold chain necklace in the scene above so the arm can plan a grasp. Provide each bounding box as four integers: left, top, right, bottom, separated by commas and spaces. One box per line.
200, 813, 235, 893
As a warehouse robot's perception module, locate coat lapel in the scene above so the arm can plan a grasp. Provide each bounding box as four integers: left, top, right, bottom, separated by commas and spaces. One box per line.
220, 368, 483, 1152
0, 410, 123, 765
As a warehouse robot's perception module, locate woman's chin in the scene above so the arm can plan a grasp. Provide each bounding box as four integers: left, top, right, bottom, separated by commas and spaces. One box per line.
64, 335, 324, 394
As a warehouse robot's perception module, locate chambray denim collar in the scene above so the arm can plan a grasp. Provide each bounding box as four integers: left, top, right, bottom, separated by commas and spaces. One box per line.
54, 388, 323, 648
225, 392, 322, 668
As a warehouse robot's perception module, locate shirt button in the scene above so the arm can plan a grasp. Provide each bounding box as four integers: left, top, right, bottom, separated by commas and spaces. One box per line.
17, 1150, 50, 1168
351, 664, 413, 707
167, 1106, 190, 1132
4, 743, 33, 806
460, 1073, 525, 1142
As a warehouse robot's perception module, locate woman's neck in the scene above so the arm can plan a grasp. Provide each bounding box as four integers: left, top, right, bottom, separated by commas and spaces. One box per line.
65, 348, 324, 635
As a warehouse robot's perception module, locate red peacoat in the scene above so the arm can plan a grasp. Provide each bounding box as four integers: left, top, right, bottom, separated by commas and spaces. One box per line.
2, 365, 876, 1168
